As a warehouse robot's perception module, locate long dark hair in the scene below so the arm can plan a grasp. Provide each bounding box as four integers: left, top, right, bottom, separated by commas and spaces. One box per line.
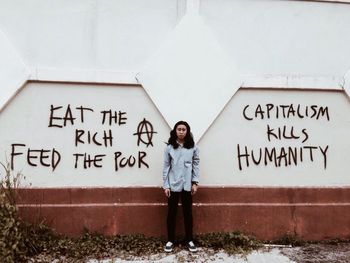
168, 121, 195, 149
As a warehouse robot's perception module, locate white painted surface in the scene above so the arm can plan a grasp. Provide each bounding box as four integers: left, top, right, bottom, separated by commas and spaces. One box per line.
0, 29, 30, 112
0, 0, 348, 78
0, 83, 349, 187
200, 0, 350, 77
344, 69, 350, 99
0, 0, 185, 71
0, 1, 350, 187
137, 10, 241, 142
0, 0, 349, 86
200, 88, 350, 186
0, 82, 170, 187
28, 67, 139, 85
0, 0, 350, 126
241, 75, 344, 90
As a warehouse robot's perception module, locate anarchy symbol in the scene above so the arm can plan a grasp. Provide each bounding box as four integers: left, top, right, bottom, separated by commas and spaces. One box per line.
133, 118, 157, 147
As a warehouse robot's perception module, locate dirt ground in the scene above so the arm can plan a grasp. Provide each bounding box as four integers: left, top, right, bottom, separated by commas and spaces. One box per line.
280, 243, 350, 263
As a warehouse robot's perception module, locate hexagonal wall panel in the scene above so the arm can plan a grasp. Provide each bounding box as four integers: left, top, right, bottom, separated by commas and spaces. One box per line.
137, 12, 241, 142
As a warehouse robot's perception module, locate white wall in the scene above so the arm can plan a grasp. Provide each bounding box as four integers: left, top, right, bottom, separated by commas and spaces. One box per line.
0, 83, 349, 187
1, 0, 350, 134
0, 0, 349, 77
200, 0, 350, 77
0, 82, 170, 187
200, 88, 350, 186
0, 29, 29, 111
0, 0, 186, 72
0, 1, 350, 187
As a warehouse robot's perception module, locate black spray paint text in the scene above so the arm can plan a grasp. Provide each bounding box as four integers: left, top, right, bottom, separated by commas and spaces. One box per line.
9, 104, 156, 173
48, 104, 127, 128
237, 103, 330, 171
10, 144, 61, 171
237, 145, 329, 171
243, 104, 330, 121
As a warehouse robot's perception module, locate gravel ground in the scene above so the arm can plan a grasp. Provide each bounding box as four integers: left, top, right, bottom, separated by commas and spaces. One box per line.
86, 247, 294, 263
106, 244, 350, 263
30, 243, 350, 262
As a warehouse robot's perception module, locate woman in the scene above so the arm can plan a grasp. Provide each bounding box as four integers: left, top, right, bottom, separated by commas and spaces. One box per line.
162, 121, 200, 253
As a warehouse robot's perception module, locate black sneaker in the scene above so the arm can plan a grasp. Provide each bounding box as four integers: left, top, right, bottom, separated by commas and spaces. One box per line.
164, 241, 173, 252
187, 241, 198, 252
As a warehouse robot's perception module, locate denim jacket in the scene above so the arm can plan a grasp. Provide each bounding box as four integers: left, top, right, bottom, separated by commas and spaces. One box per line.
163, 144, 200, 192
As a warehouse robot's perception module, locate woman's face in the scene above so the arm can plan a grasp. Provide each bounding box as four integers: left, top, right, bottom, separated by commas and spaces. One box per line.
176, 124, 187, 141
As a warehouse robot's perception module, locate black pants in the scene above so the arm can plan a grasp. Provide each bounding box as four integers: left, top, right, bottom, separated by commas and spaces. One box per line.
167, 190, 193, 243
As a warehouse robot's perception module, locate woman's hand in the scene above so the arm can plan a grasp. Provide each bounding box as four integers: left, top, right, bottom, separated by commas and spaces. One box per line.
191, 184, 198, 195
164, 188, 171, 197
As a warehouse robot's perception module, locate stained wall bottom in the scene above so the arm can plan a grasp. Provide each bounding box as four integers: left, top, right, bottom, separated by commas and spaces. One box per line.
15, 187, 350, 240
